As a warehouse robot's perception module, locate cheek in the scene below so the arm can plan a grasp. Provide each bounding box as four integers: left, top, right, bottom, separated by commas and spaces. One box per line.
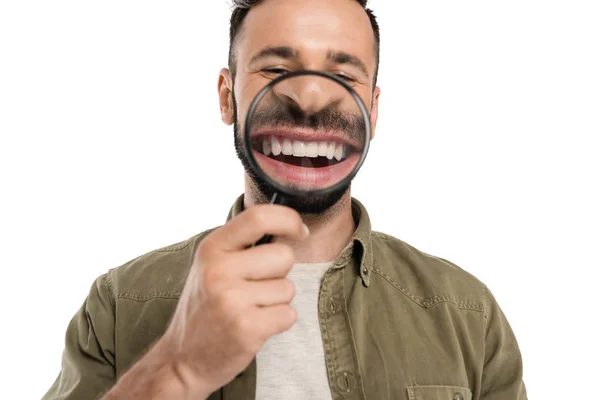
234, 77, 266, 123
354, 89, 374, 117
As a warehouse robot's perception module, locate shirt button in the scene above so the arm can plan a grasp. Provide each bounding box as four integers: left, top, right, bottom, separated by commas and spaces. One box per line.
329, 298, 337, 313
336, 371, 356, 392
362, 267, 369, 275
453, 393, 464, 400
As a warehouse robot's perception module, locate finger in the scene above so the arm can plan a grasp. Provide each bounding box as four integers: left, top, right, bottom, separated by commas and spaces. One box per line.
227, 243, 295, 280
252, 304, 298, 339
206, 204, 309, 252
241, 279, 295, 307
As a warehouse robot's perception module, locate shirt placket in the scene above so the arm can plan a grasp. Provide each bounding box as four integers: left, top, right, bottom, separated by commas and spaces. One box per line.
319, 249, 366, 400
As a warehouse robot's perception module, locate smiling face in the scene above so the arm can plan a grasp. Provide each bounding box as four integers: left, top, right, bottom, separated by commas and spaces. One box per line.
218, 0, 381, 213
247, 73, 369, 196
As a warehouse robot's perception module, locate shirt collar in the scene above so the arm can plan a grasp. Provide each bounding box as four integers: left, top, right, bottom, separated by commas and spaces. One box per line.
225, 194, 373, 287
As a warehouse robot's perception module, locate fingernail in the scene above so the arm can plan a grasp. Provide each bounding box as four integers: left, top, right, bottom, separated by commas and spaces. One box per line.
302, 223, 310, 236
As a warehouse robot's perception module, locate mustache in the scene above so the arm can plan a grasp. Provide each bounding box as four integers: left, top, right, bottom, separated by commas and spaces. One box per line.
249, 100, 366, 144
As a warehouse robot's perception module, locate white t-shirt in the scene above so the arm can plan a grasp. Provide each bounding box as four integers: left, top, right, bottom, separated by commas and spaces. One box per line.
255, 262, 334, 400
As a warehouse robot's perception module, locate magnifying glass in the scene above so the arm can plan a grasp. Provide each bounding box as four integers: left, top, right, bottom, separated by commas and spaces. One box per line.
243, 70, 371, 245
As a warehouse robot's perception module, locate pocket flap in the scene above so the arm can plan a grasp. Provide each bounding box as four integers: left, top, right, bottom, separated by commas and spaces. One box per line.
407, 385, 473, 400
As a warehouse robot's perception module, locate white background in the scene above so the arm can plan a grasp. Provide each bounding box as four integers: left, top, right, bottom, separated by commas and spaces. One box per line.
1, 0, 598, 398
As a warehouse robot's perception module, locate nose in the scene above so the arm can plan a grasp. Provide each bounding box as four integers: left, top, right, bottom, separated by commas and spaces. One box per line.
271, 75, 344, 115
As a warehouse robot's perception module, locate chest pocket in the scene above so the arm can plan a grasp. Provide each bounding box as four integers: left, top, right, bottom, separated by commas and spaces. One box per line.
406, 385, 473, 400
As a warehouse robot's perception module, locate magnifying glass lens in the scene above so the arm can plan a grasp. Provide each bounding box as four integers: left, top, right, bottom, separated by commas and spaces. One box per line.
246, 73, 367, 196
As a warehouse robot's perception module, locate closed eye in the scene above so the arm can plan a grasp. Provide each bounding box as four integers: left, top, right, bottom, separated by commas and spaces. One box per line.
335, 74, 356, 83
262, 68, 290, 75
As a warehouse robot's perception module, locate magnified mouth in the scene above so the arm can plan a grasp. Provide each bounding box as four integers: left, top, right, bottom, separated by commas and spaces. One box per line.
251, 135, 356, 168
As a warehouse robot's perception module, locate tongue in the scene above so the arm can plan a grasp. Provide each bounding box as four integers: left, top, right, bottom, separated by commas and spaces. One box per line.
271, 154, 337, 168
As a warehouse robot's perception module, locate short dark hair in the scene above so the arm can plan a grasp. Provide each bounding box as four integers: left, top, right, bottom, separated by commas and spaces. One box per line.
228, 0, 380, 86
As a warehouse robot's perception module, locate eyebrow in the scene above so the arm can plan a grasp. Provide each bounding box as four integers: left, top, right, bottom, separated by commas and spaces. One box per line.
249, 46, 299, 65
249, 46, 370, 78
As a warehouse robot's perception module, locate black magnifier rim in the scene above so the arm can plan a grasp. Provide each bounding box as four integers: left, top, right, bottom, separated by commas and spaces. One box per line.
243, 69, 371, 198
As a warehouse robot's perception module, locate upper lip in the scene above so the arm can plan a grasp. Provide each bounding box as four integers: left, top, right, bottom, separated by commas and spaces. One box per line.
251, 129, 360, 149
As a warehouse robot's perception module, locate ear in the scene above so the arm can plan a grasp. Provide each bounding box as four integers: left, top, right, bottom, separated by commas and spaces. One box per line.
218, 68, 234, 125
369, 86, 381, 140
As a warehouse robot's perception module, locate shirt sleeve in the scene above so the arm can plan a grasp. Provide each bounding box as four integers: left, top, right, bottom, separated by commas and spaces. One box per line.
42, 274, 116, 400
480, 286, 528, 399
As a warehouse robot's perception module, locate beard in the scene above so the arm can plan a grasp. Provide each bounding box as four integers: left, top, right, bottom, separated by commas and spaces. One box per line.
232, 89, 366, 215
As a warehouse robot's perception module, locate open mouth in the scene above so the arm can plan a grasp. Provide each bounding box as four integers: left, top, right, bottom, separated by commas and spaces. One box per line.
251, 135, 355, 168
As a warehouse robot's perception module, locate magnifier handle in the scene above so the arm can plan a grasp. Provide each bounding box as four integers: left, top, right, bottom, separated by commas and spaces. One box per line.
252, 193, 284, 247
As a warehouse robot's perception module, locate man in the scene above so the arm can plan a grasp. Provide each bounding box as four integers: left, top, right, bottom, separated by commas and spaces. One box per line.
43, 0, 527, 399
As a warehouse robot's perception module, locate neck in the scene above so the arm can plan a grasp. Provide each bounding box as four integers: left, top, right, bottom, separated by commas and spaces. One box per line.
292, 196, 356, 263
243, 185, 356, 264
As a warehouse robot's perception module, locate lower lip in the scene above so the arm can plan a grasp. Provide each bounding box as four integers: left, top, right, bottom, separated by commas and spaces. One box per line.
253, 150, 359, 190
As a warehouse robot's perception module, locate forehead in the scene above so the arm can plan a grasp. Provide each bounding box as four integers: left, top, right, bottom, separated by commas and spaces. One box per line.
236, 0, 376, 68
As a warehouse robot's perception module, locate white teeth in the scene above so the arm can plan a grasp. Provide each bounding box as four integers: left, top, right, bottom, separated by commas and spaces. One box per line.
306, 142, 318, 158
268, 137, 346, 161
334, 144, 344, 161
326, 142, 336, 160
271, 136, 281, 156
282, 138, 293, 155
292, 140, 306, 157
318, 142, 328, 156
262, 138, 271, 156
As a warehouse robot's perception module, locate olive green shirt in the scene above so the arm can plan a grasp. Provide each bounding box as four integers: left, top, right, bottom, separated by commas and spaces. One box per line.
43, 196, 527, 400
